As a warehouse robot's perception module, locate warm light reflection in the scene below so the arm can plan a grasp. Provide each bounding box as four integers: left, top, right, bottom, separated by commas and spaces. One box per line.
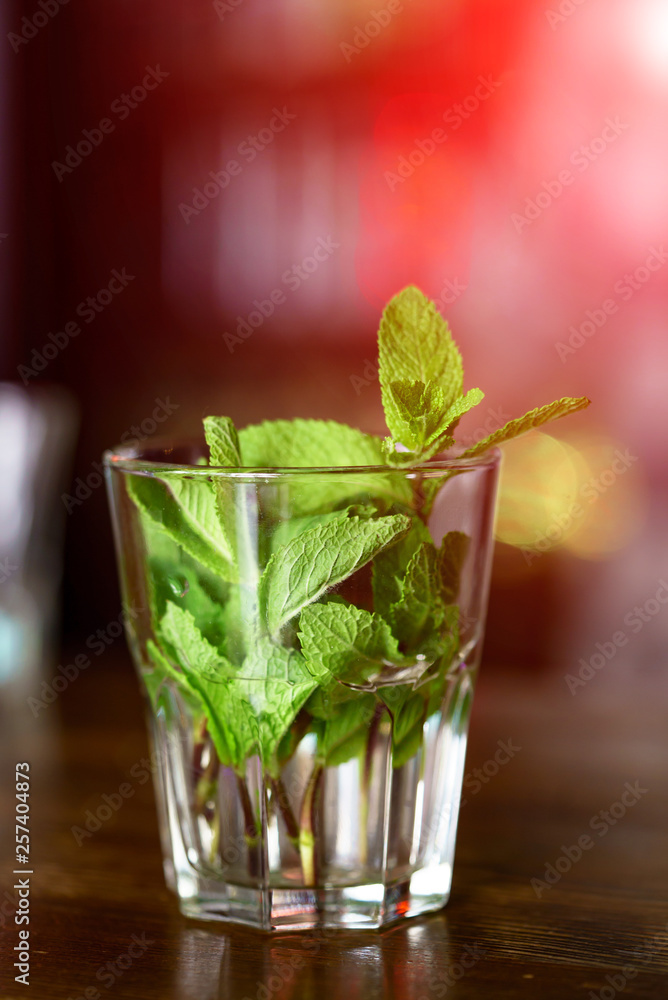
495, 431, 646, 560
621, 0, 668, 84
495, 431, 585, 550
560, 434, 646, 560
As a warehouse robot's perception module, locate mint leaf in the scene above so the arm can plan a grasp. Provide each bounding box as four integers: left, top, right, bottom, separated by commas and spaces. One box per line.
379, 286, 464, 416
260, 513, 411, 638
204, 415, 241, 467
460, 396, 591, 458
239, 418, 412, 514
437, 531, 469, 604
372, 516, 432, 621
379, 287, 464, 442
389, 541, 445, 648
438, 387, 485, 438
384, 383, 485, 465
144, 638, 202, 714
140, 512, 229, 650
159, 603, 323, 774
202, 416, 244, 591
158, 603, 248, 768
269, 505, 376, 554
390, 690, 428, 768
236, 638, 318, 775
312, 696, 377, 766
239, 418, 384, 468
128, 473, 236, 581
298, 602, 410, 688
378, 288, 484, 462
385, 379, 447, 453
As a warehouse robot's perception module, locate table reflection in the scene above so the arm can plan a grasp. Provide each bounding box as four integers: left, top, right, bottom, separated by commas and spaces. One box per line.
171, 913, 484, 1000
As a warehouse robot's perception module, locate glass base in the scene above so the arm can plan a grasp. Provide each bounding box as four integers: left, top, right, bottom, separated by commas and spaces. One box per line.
175, 864, 452, 931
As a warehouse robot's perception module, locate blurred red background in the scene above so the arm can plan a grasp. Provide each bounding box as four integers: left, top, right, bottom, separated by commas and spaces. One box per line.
2, 0, 667, 674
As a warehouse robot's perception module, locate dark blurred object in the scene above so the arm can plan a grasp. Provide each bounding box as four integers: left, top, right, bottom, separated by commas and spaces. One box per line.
0, 384, 77, 691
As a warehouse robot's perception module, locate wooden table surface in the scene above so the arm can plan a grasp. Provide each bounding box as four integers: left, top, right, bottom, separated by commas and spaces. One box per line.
1, 652, 668, 999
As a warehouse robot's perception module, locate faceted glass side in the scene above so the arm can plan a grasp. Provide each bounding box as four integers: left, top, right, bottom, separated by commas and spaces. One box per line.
105, 446, 498, 930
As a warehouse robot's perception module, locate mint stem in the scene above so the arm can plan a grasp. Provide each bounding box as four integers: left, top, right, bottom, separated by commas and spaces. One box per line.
270, 775, 300, 845
236, 773, 259, 845
359, 702, 383, 867
299, 763, 323, 887
195, 730, 219, 816
410, 469, 429, 524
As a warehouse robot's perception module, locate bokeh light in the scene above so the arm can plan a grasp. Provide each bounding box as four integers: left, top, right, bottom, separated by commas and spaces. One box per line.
496, 431, 647, 560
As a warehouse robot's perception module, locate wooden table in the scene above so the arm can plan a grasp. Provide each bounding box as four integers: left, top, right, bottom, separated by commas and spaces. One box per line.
1, 653, 667, 999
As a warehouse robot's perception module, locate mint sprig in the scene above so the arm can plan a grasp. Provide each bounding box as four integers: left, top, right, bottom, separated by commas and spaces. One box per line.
260, 514, 411, 639
128, 283, 590, 886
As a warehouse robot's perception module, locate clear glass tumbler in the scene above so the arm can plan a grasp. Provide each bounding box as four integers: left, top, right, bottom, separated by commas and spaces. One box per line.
104, 440, 499, 930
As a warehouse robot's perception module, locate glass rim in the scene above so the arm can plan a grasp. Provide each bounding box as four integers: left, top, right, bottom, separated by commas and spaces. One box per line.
103, 436, 501, 477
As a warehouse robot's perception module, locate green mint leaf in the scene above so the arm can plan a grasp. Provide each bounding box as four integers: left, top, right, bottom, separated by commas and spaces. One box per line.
239, 418, 385, 468
238, 418, 412, 513
269, 505, 377, 554
372, 516, 432, 621
438, 386, 485, 439
238, 418, 413, 514
158, 603, 247, 768
128, 473, 237, 581
204, 415, 241, 467
389, 541, 446, 648
438, 531, 470, 604
378, 616, 461, 767
236, 638, 319, 775
298, 602, 409, 688
460, 395, 591, 458
159, 604, 319, 774
159, 602, 235, 682
386, 379, 446, 452
202, 416, 244, 589
312, 696, 377, 767
260, 513, 411, 638
383, 385, 485, 466
389, 690, 428, 769
379, 286, 463, 441
144, 638, 202, 714
140, 512, 229, 650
